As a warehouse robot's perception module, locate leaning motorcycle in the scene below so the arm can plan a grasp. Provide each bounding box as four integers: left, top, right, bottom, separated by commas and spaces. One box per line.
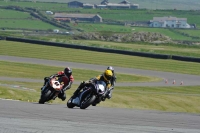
39, 77, 64, 104
67, 80, 107, 109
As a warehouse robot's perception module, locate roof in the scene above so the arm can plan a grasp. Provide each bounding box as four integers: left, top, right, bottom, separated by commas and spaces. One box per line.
106, 3, 130, 7
54, 18, 71, 20
152, 16, 187, 21
119, 0, 131, 4
67, 1, 83, 4
54, 13, 101, 19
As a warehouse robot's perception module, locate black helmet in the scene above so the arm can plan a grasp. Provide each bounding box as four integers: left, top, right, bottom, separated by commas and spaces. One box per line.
107, 66, 114, 73
64, 67, 72, 77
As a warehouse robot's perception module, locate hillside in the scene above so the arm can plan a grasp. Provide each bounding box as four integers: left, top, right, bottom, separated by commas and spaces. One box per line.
25, 0, 200, 10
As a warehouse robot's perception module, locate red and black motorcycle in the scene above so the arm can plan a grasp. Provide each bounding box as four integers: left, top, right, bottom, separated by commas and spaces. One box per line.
39, 77, 64, 104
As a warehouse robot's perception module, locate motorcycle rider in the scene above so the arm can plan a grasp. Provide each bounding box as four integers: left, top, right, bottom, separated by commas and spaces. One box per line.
72, 69, 113, 106
106, 66, 117, 99
42, 67, 74, 101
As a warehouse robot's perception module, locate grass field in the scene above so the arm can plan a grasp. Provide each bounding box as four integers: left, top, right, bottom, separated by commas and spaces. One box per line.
1, 1, 200, 25
69, 23, 198, 41
2, 0, 200, 10
1, 40, 200, 75
1, 1, 200, 42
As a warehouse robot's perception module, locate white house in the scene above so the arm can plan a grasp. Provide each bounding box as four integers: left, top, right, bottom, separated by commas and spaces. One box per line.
149, 16, 191, 28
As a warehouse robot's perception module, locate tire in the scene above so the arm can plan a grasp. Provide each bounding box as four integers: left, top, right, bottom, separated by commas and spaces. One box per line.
80, 91, 96, 109
67, 97, 75, 108
39, 90, 52, 104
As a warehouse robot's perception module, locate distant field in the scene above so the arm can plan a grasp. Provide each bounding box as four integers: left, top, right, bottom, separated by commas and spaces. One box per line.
0, 9, 61, 30
69, 23, 132, 33
24, 0, 200, 10
1, 1, 200, 41
1, 1, 200, 25
0, 9, 30, 18
70, 23, 197, 41
0, 19, 61, 30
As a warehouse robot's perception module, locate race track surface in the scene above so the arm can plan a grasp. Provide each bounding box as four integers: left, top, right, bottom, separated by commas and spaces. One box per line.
0, 100, 200, 133
1, 55, 200, 133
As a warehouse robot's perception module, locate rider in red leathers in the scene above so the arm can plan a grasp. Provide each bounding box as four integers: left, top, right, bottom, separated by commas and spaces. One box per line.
42, 67, 74, 101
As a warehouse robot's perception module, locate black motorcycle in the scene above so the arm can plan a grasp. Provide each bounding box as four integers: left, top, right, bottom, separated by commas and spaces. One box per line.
67, 80, 107, 109
39, 77, 64, 104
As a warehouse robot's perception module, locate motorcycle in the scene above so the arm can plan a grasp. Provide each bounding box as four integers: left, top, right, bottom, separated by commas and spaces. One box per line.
67, 80, 107, 109
39, 77, 64, 104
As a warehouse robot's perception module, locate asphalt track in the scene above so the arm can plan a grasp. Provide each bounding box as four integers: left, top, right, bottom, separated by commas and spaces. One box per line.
1, 55, 200, 133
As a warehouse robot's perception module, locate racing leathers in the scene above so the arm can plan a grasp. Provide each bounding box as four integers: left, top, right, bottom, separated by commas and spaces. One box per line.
73, 74, 112, 105
42, 71, 74, 101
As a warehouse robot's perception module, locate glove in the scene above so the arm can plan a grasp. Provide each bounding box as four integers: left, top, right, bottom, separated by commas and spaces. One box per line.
86, 80, 93, 84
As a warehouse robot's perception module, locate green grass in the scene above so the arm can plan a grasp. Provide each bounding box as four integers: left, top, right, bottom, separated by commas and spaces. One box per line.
0, 9, 30, 18
1, 2, 200, 41
67, 23, 200, 41
1, 40, 200, 75
69, 23, 132, 33
0, 19, 61, 30
65, 40, 200, 57
0, 61, 160, 82
1, 81, 200, 113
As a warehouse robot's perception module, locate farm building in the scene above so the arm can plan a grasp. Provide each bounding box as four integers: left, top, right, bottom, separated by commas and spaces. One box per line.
106, 3, 130, 9
96, 4, 107, 9
67, 0, 139, 9
149, 16, 191, 28
119, 0, 131, 4
67, 1, 83, 8
83, 4, 95, 9
100, 0, 139, 9
54, 18, 71, 23
101, 0, 109, 5
54, 13, 102, 22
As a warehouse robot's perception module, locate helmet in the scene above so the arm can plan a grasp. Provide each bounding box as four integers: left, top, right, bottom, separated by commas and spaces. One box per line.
103, 70, 113, 81
107, 66, 114, 73
64, 67, 72, 77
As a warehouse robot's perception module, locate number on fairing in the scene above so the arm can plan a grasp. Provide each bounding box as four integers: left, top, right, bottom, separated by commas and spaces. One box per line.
98, 84, 105, 92
52, 81, 61, 88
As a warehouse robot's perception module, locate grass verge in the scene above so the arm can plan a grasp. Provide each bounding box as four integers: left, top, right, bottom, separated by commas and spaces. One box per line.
1, 81, 200, 113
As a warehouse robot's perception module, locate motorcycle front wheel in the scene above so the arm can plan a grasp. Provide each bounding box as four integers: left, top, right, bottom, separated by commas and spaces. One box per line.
80, 91, 96, 109
67, 97, 75, 108
39, 90, 52, 104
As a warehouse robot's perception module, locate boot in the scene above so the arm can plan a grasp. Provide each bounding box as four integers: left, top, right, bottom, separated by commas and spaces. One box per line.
58, 92, 66, 101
